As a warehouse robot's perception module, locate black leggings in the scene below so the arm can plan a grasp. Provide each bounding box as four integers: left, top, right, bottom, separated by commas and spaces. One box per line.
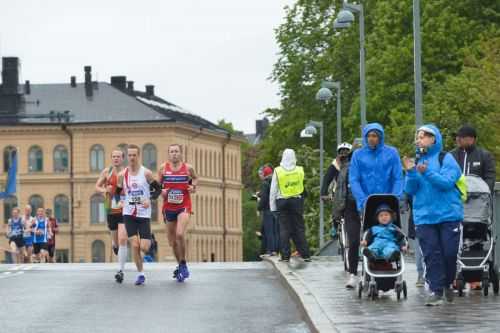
344, 199, 361, 275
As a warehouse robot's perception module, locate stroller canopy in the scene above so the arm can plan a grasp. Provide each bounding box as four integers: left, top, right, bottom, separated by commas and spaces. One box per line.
363, 194, 401, 231
464, 175, 492, 224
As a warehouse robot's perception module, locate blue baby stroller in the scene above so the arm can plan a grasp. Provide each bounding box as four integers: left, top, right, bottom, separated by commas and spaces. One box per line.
358, 194, 408, 300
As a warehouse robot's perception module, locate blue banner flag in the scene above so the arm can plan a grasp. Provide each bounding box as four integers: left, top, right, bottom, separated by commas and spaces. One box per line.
0, 151, 17, 199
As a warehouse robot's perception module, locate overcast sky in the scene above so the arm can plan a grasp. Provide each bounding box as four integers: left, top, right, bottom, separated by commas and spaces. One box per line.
0, 0, 295, 133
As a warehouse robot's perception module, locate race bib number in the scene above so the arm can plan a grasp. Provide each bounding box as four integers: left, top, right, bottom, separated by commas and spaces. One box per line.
167, 189, 184, 204
129, 190, 144, 204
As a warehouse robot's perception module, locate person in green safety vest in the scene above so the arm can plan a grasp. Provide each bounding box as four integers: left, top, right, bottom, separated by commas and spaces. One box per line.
270, 148, 311, 262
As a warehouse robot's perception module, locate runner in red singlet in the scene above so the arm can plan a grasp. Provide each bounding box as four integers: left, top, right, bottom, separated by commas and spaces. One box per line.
158, 144, 198, 282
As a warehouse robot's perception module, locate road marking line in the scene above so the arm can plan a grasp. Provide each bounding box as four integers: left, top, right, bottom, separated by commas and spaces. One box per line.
0, 271, 24, 279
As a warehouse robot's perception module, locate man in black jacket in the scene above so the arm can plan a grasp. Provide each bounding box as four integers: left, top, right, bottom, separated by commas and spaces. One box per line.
258, 165, 279, 257
450, 125, 496, 193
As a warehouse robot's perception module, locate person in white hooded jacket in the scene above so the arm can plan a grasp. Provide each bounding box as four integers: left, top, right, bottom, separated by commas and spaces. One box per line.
270, 149, 311, 262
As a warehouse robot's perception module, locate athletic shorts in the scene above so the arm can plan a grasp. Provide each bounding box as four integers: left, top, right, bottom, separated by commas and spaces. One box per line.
47, 243, 56, 258
123, 215, 151, 239
9, 236, 25, 248
24, 236, 33, 247
163, 208, 189, 223
107, 214, 124, 231
33, 243, 48, 254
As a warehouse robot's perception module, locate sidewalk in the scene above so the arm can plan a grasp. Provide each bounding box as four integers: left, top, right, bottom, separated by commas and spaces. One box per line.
266, 256, 500, 333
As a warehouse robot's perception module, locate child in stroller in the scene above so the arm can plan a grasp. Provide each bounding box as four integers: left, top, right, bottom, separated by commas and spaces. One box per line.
361, 204, 408, 263
358, 195, 408, 300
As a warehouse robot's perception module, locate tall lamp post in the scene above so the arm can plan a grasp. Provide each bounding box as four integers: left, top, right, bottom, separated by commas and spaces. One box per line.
334, 1, 367, 129
413, 0, 423, 128
316, 80, 342, 145
300, 121, 325, 248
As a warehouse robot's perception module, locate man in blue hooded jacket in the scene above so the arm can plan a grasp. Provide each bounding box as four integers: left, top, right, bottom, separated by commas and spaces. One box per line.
344, 123, 403, 288
404, 124, 463, 306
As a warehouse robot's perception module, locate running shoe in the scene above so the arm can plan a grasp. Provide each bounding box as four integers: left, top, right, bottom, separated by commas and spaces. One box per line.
177, 263, 190, 282
114, 270, 124, 284
135, 275, 146, 286
425, 293, 443, 306
172, 266, 179, 279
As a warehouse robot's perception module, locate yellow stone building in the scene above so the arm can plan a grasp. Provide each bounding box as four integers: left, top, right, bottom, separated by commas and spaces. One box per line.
0, 58, 243, 263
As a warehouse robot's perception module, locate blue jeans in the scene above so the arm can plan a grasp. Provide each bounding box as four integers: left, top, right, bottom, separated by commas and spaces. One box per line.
416, 221, 461, 295
262, 210, 279, 254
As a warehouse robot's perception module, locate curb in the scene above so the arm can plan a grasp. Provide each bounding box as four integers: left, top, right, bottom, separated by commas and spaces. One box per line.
264, 257, 339, 333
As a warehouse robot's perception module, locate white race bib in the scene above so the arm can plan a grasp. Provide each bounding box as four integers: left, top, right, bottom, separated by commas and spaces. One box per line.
167, 189, 184, 204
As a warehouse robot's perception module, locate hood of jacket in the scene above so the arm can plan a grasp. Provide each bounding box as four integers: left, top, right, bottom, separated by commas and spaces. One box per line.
280, 149, 297, 171
362, 123, 385, 150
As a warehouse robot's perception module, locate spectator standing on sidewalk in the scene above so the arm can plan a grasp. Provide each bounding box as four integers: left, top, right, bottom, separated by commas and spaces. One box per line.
270, 149, 311, 262
404, 124, 463, 306
258, 165, 279, 257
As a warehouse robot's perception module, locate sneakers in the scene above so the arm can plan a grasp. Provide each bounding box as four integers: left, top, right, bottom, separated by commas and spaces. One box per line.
444, 288, 454, 303
177, 263, 190, 282
172, 266, 180, 279
425, 293, 444, 306
135, 274, 146, 286
346, 274, 358, 289
362, 248, 376, 262
388, 251, 401, 262
114, 270, 124, 284
415, 276, 425, 288
303, 257, 312, 263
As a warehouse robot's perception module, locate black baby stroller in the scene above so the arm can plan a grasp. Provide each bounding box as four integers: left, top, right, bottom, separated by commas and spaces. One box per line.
358, 194, 407, 300
456, 175, 499, 296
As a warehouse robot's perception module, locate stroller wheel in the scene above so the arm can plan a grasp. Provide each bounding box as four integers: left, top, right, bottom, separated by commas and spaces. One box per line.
402, 281, 408, 299
456, 279, 465, 297
396, 284, 401, 301
358, 281, 363, 299
369, 283, 377, 301
482, 279, 489, 297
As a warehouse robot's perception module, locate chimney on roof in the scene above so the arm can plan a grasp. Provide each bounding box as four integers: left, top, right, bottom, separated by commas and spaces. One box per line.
145, 85, 154, 96
70, 76, 76, 87
1, 57, 20, 95
84, 66, 93, 97
127, 81, 134, 92
256, 117, 269, 138
110, 76, 127, 90
24, 80, 30, 94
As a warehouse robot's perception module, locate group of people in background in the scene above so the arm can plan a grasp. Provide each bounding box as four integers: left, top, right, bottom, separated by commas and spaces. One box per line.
5, 205, 59, 264
257, 122, 495, 306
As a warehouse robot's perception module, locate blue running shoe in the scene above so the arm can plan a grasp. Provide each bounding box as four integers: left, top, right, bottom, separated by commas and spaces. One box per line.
176, 263, 190, 282
135, 274, 145, 286
173, 266, 180, 279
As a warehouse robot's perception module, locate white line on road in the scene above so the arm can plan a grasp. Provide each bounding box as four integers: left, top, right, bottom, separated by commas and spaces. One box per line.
0, 271, 24, 279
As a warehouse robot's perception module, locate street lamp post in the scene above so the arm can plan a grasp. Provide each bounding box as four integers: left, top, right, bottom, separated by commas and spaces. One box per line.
413, 0, 423, 127
334, 1, 367, 129
316, 80, 342, 144
300, 121, 325, 248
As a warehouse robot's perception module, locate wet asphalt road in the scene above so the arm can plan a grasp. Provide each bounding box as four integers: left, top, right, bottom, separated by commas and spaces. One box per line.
0, 262, 310, 333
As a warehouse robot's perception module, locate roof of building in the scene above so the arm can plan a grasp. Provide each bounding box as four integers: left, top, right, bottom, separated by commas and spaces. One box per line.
0, 81, 229, 135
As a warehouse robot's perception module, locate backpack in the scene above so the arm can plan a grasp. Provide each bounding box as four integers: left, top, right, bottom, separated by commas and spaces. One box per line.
332, 162, 352, 219
438, 152, 467, 202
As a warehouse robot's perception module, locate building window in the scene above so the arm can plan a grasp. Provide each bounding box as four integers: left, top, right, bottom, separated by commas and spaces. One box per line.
142, 143, 157, 171
54, 194, 70, 224
3, 195, 17, 224
91, 240, 105, 263
28, 145, 43, 172
90, 145, 105, 172
3, 146, 16, 172
28, 195, 44, 216
53, 145, 69, 173
90, 194, 105, 224
118, 143, 128, 166
151, 199, 158, 222
56, 249, 69, 263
